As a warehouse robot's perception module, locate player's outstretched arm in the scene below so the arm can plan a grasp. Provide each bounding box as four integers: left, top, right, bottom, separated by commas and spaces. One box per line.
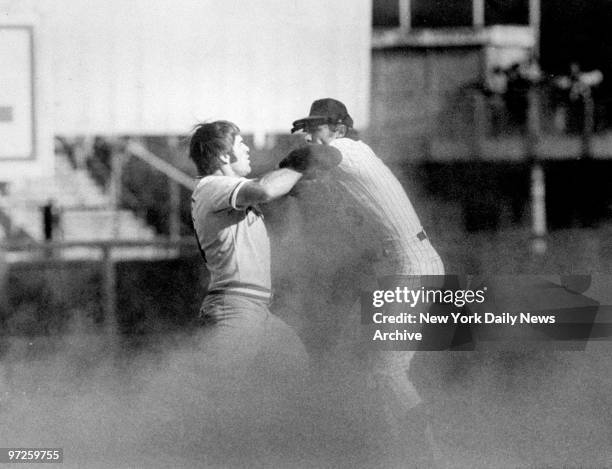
279, 144, 342, 174
235, 144, 342, 206
234, 168, 303, 206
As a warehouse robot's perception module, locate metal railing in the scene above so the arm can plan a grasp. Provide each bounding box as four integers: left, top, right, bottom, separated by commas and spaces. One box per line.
123, 140, 195, 190
118, 139, 196, 240
429, 84, 610, 160
55, 136, 197, 241
1, 238, 199, 326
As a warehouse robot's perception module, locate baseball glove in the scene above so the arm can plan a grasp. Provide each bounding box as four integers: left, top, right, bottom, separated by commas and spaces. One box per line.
279, 144, 342, 175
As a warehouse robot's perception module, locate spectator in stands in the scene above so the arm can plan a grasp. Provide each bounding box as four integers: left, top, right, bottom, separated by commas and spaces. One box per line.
504, 63, 530, 130
553, 62, 603, 134
485, 65, 509, 136
41, 199, 62, 242
504, 57, 541, 132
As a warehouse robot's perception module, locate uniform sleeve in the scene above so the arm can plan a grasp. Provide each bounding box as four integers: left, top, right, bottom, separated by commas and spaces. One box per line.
331, 138, 366, 176
194, 176, 248, 212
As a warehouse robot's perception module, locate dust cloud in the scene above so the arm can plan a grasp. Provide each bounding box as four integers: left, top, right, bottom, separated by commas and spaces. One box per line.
2, 185, 612, 468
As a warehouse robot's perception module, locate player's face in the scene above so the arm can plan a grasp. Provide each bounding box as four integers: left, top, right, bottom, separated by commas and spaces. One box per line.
230, 135, 251, 176
304, 124, 337, 145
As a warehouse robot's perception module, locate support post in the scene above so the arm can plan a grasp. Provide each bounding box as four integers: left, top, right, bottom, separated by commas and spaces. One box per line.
530, 162, 547, 254
167, 135, 182, 242
109, 140, 125, 238
529, 0, 541, 59
169, 179, 181, 241
101, 245, 117, 331
473, 0, 485, 28
525, 87, 540, 157
581, 88, 594, 159
472, 91, 486, 159
399, 0, 411, 34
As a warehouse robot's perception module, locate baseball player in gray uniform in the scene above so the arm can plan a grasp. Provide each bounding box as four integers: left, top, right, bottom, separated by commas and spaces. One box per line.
288, 99, 445, 465
190, 120, 341, 376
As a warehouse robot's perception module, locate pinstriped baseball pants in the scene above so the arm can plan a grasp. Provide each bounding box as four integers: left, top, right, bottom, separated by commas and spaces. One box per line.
370, 240, 445, 416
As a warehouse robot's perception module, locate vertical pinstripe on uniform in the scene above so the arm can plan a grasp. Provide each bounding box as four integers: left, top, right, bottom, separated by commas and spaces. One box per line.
330, 138, 444, 277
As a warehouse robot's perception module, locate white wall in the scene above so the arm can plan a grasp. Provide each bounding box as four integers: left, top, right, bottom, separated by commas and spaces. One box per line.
0, 12, 53, 181
1, 0, 371, 137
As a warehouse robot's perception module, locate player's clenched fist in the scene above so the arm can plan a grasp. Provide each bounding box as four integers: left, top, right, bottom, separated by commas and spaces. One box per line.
279, 144, 342, 176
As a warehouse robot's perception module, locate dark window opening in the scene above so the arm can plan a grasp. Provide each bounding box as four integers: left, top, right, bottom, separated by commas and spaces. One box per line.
412, 0, 473, 28
373, 0, 401, 27
485, 0, 529, 25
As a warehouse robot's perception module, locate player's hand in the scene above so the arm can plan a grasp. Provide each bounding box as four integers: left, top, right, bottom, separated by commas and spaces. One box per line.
279, 144, 342, 178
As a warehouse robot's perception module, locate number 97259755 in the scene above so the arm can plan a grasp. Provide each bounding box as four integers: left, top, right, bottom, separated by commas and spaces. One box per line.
1, 448, 63, 463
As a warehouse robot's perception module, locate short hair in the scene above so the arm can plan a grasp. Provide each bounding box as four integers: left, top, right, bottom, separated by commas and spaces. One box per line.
328, 123, 359, 141
189, 120, 240, 176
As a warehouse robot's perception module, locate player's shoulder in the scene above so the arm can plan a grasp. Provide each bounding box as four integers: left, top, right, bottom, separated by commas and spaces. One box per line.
196, 174, 238, 185
332, 137, 374, 153
195, 175, 240, 190
193, 175, 247, 201
331, 138, 378, 168
331, 137, 360, 149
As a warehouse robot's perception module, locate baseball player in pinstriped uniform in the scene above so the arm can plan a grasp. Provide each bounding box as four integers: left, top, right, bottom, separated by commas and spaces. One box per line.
289, 98, 445, 464
189, 120, 341, 375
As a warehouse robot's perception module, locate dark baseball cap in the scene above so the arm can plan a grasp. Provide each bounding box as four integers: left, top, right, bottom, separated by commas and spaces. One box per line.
291, 98, 354, 133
